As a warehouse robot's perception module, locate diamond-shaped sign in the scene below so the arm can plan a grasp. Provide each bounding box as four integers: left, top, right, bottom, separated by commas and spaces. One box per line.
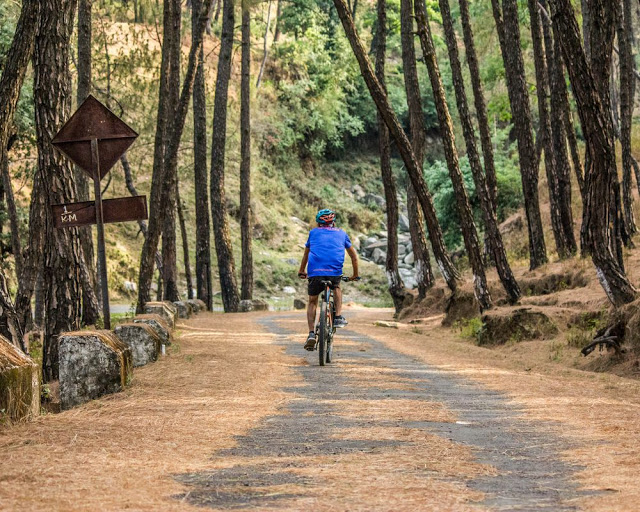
52, 95, 138, 181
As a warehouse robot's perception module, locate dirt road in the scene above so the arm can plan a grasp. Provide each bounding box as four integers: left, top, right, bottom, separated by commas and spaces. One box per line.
2, 308, 639, 511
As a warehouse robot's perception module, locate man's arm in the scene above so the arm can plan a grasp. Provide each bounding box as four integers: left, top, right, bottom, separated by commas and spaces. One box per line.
346, 246, 359, 280
298, 247, 310, 278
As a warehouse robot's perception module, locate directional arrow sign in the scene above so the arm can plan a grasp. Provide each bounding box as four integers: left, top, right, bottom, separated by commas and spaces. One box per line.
51, 95, 138, 181
52, 196, 148, 229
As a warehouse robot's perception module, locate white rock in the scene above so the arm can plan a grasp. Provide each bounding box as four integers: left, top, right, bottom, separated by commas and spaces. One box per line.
283, 286, 296, 295
404, 252, 415, 265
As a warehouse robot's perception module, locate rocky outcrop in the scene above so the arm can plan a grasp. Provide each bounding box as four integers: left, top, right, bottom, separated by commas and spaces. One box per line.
133, 314, 172, 346
293, 298, 307, 310
114, 323, 162, 367
0, 335, 40, 423
59, 331, 132, 410
144, 301, 176, 328
186, 299, 206, 313
173, 301, 193, 319
239, 299, 270, 312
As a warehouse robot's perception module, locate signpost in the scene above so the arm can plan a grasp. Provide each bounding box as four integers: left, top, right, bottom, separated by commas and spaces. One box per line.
52, 95, 146, 329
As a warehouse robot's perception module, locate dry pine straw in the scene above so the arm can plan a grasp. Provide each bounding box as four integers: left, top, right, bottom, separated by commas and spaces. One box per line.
0, 312, 298, 512
346, 306, 640, 512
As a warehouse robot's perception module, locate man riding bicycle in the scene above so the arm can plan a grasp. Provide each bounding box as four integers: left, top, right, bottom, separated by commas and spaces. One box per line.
298, 208, 359, 350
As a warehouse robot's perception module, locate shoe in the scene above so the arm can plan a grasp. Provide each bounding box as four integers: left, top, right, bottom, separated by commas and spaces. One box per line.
334, 315, 348, 328
304, 332, 316, 351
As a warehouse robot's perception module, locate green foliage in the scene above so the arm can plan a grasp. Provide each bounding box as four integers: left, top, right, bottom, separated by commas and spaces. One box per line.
424, 127, 523, 249
457, 316, 483, 341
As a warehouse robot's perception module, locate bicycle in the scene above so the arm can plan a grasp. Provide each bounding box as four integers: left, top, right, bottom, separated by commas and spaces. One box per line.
314, 276, 359, 366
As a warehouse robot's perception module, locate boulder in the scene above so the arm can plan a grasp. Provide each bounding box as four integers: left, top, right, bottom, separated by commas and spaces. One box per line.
364, 193, 386, 208
252, 299, 269, 311
239, 299, 253, 312
363, 236, 378, 248
404, 252, 415, 265
398, 214, 410, 232
114, 323, 162, 367
398, 244, 407, 257
186, 299, 202, 313
144, 301, 177, 328
59, 331, 132, 410
133, 314, 172, 346
372, 248, 386, 265
173, 301, 193, 319
192, 298, 207, 311
282, 286, 296, 295
294, 298, 307, 310
352, 184, 366, 199
0, 335, 40, 423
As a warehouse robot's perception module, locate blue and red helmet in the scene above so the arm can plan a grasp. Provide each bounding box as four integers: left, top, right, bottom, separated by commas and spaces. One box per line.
316, 208, 336, 226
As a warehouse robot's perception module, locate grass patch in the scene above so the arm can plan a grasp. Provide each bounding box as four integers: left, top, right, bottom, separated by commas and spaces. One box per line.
456, 316, 483, 341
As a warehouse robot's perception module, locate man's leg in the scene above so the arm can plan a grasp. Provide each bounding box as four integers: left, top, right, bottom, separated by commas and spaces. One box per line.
334, 287, 343, 316
307, 294, 318, 332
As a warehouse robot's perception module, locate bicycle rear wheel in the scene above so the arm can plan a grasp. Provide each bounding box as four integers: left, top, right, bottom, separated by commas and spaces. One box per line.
326, 302, 335, 363
318, 298, 328, 366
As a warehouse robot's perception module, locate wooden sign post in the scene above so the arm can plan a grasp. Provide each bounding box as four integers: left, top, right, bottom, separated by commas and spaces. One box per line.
52, 95, 144, 329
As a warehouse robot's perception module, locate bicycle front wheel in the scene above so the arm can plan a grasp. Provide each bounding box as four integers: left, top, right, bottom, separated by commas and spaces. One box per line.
318, 299, 327, 366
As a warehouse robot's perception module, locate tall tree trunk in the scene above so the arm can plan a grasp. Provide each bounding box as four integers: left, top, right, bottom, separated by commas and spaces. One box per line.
176, 185, 194, 299
619, 0, 637, 234
162, 0, 182, 302
551, 0, 636, 306
529, 0, 576, 258
211, 0, 240, 312
458, 0, 498, 212
255, 0, 272, 89
273, 0, 281, 43
492, 0, 548, 269
35, 0, 85, 380
136, 0, 213, 312
77, 0, 101, 325
192, 0, 212, 310
376, 0, 406, 313
414, 0, 492, 310
541, 0, 578, 257
399, 0, 434, 299
439, 0, 520, 303
240, 1, 253, 301
0, 0, 40, 347
332, 0, 461, 292
2, 156, 22, 280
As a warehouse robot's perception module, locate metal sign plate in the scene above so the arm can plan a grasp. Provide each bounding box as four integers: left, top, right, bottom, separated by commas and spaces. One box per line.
52, 195, 148, 229
51, 95, 138, 180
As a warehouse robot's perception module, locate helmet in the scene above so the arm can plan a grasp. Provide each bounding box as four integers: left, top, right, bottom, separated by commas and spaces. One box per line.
316, 208, 336, 226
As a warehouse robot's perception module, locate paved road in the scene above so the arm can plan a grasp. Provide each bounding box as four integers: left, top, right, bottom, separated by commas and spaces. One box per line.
175, 313, 585, 511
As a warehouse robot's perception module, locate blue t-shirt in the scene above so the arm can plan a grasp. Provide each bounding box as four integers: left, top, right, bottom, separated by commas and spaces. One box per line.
305, 227, 352, 277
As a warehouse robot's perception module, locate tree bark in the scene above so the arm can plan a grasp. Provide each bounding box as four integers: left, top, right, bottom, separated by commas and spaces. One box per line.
35, 0, 86, 380
414, 0, 491, 310
255, 0, 273, 89
440, 0, 520, 303
551, 0, 636, 306
176, 185, 194, 299
0, 0, 41, 347
2, 156, 21, 280
618, 0, 637, 234
529, 0, 577, 259
492, 0, 548, 269
458, 0, 498, 212
136, 0, 214, 312
240, 1, 253, 301
192, 0, 212, 310
376, 0, 406, 314
332, 0, 460, 292
399, 0, 435, 299
211, 0, 240, 312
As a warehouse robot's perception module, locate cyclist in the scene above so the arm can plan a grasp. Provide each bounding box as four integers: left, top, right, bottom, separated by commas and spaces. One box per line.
298, 208, 359, 350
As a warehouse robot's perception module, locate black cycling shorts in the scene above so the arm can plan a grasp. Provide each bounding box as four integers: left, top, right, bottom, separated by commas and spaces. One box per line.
308, 276, 341, 297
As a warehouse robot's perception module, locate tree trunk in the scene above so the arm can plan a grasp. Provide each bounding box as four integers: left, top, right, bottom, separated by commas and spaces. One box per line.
414, 0, 491, 309
529, 0, 577, 259
2, 156, 22, 279
541, 0, 578, 257
136, 0, 214, 312
192, 0, 212, 310
440, 0, 520, 303
35, 0, 86, 381
551, 0, 636, 306
240, 1, 253, 301
618, 0, 637, 234
176, 185, 194, 299
255, 0, 272, 89
162, 0, 182, 302
376, 0, 406, 314
492, 0, 548, 269
273, 0, 281, 43
458, 0, 498, 212
0, 0, 40, 347
211, 0, 240, 312
77, 0, 101, 325
332, 0, 460, 292
399, 0, 434, 299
